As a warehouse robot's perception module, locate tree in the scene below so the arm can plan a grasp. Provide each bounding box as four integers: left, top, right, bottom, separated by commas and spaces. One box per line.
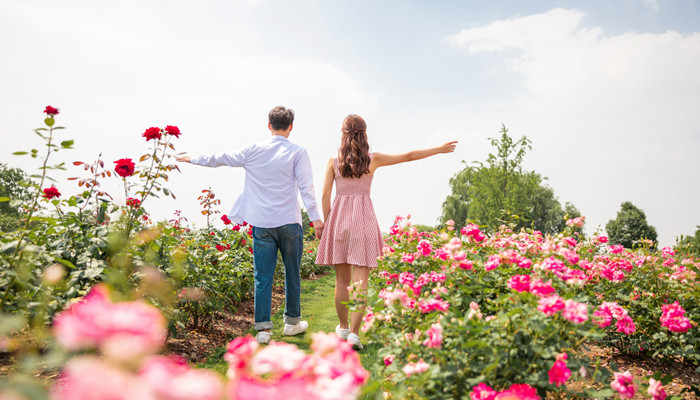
674, 225, 699, 256
440, 125, 579, 234
605, 201, 658, 250
0, 163, 32, 232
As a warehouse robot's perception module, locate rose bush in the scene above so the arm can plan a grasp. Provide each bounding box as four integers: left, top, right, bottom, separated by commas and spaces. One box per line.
362, 216, 698, 399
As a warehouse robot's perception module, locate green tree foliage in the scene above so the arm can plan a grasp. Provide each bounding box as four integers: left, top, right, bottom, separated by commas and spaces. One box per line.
674, 225, 700, 256
301, 208, 315, 240
0, 163, 32, 232
440, 125, 580, 234
605, 201, 658, 250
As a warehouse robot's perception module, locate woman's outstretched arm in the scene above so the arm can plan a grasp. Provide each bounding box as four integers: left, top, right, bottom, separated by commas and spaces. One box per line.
370, 141, 457, 173
320, 157, 335, 222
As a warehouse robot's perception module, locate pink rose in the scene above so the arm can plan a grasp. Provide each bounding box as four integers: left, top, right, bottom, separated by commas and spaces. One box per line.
507, 274, 531, 293
52, 285, 166, 358
402, 359, 429, 377
537, 295, 565, 316
422, 322, 443, 349
562, 299, 588, 324
548, 353, 571, 386
647, 378, 667, 400
139, 355, 224, 400
470, 382, 497, 400
611, 371, 637, 399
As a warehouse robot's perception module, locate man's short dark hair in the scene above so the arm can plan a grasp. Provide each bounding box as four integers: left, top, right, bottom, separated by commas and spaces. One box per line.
268, 106, 295, 131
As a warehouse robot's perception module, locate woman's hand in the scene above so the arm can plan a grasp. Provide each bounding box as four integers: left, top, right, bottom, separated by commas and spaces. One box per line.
175, 154, 192, 163
439, 141, 458, 154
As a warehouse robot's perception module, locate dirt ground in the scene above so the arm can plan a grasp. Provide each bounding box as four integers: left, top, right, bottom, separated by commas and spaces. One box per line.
163, 284, 286, 365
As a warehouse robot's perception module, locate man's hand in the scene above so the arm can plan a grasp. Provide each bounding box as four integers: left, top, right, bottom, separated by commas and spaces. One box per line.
312, 220, 324, 239
175, 154, 192, 163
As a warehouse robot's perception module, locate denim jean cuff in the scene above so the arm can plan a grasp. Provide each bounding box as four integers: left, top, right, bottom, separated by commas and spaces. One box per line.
283, 315, 302, 325
254, 321, 273, 331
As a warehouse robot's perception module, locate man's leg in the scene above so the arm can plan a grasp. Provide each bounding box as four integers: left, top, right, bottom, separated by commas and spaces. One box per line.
278, 223, 304, 328
252, 226, 278, 333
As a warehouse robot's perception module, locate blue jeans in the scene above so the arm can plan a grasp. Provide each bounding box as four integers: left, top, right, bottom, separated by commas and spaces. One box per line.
252, 223, 303, 331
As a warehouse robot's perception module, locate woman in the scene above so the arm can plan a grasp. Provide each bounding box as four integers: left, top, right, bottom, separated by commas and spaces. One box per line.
315, 114, 457, 349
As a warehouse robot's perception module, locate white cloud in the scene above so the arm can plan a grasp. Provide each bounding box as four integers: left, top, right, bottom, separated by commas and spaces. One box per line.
642, 0, 660, 12
445, 8, 700, 245
0, 0, 379, 229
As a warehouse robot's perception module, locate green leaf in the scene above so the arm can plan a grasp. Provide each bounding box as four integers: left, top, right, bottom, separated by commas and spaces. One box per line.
54, 258, 77, 270
45, 117, 55, 127
12, 151, 28, 155
60, 140, 74, 148
0, 197, 9, 202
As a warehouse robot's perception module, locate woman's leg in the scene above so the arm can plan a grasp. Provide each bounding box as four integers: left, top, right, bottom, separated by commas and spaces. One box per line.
334, 263, 352, 329
350, 266, 370, 334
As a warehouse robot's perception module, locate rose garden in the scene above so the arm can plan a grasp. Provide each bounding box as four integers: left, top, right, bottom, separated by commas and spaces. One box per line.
0, 108, 698, 399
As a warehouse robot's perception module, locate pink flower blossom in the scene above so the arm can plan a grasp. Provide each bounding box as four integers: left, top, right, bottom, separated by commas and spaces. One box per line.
494, 383, 540, 399
562, 299, 588, 324
537, 295, 565, 316
647, 378, 667, 400
507, 274, 532, 293
461, 224, 486, 242
597, 235, 609, 244
402, 359, 429, 377
383, 354, 394, 366
470, 382, 497, 400
616, 315, 636, 335
609, 244, 625, 254
422, 323, 443, 349
417, 240, 433, 256
139, 355, 224, 400
529, 279, 555, 297
484, 255, 501, 271
661, 247, 676, 258
361, 311, 375, 333
548, 353, 571, 386
52, 285, 166, 358
50, 356, 152, 400
401, 253, 415, 264
566, 216, 585, 227
611, 371, 637, 399
231, 376, 315, 400
660, 301, 692, 333
416, 298, 450, 314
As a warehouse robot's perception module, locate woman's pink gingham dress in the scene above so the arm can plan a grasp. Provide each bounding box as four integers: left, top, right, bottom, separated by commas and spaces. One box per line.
315, 155, 384, 268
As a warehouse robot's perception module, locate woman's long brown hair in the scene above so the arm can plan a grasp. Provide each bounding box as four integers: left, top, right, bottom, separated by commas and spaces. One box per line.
337, 115, 371, 179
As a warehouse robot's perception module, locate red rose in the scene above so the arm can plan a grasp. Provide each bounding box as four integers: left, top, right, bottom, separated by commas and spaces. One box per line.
164, 125, 181, 138
126, 197, 141, 208
114, 158, 135, 177
215, 244, 225, 252
43, 186, 61, 199
232, 224, 241, 231
309, 222, 314, 227
221, 215, 232, 225
44, 106, 59, 115
142, 127, 162, 141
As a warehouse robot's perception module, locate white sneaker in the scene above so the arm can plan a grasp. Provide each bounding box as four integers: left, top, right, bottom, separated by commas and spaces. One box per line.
347, 333, 363, 350
335, 324, 350, 340
256, 331, 271, 344
283, 320, 308, 336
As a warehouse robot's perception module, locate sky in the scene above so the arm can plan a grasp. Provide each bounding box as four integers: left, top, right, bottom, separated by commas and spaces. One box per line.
1, 0, 698, 247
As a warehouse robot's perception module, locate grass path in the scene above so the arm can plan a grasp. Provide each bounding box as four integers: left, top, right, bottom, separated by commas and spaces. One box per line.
198, 272, 385, 397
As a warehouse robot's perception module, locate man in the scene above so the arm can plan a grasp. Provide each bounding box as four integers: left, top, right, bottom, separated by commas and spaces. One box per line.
177, 106, 323, 344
